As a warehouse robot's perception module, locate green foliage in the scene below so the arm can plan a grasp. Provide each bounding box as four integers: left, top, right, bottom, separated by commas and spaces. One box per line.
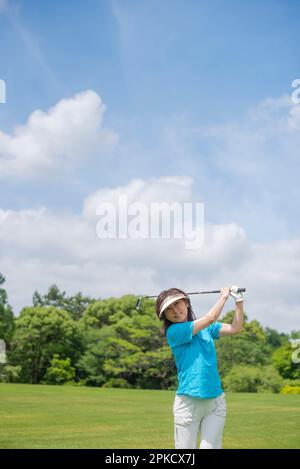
9, 306, 83, 384
272, 343, 300, 379
0, 273, 15, 343
77, 327, 116, 386
33, 284, 96, 320
290, 330, 300, 339
280, 385, 300, 394
256, 366, 285, 393
216, 312, 272, 377
102, 378, 132, 388
264, 327, 289, 348
0, 364, 21, 383
283, 379, 300, 387
78, 295, 176, 389
3, 278, 299, 391
43, 355, 75, 385
223, 366, 261, 392
223, 365, 284, 393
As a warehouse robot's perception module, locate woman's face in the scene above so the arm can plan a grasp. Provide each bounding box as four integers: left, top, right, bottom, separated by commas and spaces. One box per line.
164, 298, 188, 323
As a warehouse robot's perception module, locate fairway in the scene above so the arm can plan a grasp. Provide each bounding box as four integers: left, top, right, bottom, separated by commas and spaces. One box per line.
0, 383, 299, 449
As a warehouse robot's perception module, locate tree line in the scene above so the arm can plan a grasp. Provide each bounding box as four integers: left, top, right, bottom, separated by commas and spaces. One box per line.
0, 273, 299, 393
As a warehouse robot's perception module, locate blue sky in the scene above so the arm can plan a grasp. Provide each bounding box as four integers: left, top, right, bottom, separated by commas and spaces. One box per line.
0, 0, 300, 330
1, 0, 299, 236
1, 0, 299, 122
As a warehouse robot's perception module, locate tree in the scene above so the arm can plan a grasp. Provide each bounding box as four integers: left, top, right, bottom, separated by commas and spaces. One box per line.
272, 343, 300, 380
290, 330, 300, 339
223, 365, 283, 393
77, 327, 119, 386
33, 284, 96, 320
216, 311, 271, 377
265, 327, 289, 349
43, 355, 75, 384
0, 273, 15, 343
78, 295, 176, 389
0, 364, 21, 383
115, 346, 177, 390
9, 306, 82, 384
32, 285, 67, 309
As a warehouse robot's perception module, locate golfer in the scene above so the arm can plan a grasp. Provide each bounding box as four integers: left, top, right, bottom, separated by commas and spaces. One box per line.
155, 285, 244, 449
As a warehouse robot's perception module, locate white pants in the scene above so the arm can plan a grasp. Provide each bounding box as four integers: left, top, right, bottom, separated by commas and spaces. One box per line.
173, 392, 226, 449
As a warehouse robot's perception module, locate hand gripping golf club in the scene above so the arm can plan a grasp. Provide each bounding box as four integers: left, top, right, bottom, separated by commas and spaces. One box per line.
135, 287, 246, 311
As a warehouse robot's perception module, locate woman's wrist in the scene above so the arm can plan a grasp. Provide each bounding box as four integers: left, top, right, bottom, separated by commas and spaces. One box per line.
219, 294, 228, 303
207, 296, 227, 322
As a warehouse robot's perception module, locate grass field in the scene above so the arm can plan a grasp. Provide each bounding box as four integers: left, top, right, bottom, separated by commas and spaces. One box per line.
0, 383, 299, 449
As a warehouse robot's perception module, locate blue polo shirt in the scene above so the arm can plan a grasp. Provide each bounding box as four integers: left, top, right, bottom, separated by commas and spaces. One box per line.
166, 321, 223, 399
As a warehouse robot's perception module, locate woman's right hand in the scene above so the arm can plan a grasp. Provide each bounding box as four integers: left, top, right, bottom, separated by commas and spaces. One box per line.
220, 286, 230, 300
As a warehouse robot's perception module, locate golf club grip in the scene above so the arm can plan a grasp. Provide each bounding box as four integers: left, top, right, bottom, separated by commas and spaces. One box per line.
209, 288, 246, 293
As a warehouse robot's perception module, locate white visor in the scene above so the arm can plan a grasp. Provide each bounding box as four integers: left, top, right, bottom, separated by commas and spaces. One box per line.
159, 294, 188, 317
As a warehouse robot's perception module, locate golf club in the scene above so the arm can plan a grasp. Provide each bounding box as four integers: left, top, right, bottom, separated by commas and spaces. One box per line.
135, 287, 246, 311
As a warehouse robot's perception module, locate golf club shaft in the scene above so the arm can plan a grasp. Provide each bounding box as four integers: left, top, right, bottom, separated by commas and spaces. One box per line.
135, 288, 246, 310
145, 288, 246, 298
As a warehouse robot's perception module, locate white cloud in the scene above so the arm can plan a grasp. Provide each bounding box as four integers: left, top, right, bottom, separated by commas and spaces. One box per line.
0, 176, 299, 332
159, 94, 300, 242
194, 93, 300, 179
0, 90, 119, 180
83, 175, 193, 219
1, 91, 299, 331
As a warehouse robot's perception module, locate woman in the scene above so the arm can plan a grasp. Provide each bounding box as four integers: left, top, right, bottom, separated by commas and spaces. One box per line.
155, 285, 244, 449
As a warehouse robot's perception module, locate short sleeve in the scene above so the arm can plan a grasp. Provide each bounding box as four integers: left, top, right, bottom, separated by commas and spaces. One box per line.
167, 322, 194, 348
208, 321, 222, 340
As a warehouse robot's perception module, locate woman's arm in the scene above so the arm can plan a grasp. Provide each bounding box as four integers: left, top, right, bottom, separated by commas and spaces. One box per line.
193, 288, 230, 336
219, 300, 244, 336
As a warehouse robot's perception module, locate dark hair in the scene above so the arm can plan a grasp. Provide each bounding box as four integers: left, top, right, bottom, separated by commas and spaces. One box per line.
155, 287, 196, 337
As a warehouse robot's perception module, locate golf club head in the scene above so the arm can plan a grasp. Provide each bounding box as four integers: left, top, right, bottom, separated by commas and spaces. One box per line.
135, 297, 142, 311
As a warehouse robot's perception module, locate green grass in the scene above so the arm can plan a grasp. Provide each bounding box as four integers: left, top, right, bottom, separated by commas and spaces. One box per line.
0, 383, 299, 448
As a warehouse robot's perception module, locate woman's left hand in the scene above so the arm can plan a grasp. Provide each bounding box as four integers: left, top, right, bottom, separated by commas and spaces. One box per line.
220, 287, 230, 300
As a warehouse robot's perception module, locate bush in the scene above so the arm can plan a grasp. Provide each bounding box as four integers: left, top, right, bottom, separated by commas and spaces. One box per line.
63, 378, 87, 387
272, 343, 300, 379
223, 365, 261, 392
280, 379, 300, 394
283, 379, 300, 387
280, 385, 300, 395
102, 378, 132, 389
223, 365, 283, 393
43, 355, 75, 385
256, 366, 284, 393
0, 364, 21, 383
